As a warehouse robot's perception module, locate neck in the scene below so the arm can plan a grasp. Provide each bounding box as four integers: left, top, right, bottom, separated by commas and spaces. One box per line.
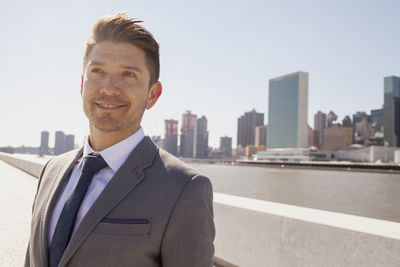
88, 125, 139, 151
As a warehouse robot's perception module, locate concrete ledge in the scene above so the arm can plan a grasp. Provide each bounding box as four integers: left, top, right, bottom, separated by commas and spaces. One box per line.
0, 152, 43, 178
214, 193, 400, 266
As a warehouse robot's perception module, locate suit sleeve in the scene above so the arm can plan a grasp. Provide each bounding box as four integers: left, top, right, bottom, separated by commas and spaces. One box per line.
24, 159, 51, 267
161, 175, 215, 267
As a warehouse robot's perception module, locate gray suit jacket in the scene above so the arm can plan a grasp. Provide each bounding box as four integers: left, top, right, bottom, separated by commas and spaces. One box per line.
25, 136, 215, 267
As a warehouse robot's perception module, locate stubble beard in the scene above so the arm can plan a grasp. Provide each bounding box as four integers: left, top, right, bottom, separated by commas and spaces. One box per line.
85, 101, 146, 133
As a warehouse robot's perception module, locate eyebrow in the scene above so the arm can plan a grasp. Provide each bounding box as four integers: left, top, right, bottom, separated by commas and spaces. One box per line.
122, 65, 143, 73
89, 61, 143, 73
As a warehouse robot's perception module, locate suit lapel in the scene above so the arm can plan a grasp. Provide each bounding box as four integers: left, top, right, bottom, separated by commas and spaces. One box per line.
59, 137, 158, 267
39, 148, 83, 267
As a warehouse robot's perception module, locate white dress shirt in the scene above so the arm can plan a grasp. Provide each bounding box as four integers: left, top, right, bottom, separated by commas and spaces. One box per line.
48, 127, 145, 246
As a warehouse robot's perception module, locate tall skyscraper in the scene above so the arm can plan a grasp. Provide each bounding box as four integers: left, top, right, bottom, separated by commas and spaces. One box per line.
314, 111, 326, 148
254, 125, 267, 147
40, 131, 49, 155
326, 111, 338, 127
54, 131, 66, 155
65, 134, 75, 152
384, 76, 400, 147
371, 108, 383, 133
267, 71, 308, 149
180, 111, 197, 157
193, 116, 209, 158
163, 119, 178, 156
237, 109, 264, 148
220, 136, 232, 157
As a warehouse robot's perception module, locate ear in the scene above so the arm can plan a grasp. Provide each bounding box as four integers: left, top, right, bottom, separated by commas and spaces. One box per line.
80, 75, 84, 96
146, 81, 162, 110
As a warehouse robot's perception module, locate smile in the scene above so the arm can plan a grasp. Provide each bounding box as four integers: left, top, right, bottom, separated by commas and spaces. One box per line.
96, 103, 126, 109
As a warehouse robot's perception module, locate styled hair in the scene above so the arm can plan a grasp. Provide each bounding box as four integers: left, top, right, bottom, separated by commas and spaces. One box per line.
83, 12, 160, 85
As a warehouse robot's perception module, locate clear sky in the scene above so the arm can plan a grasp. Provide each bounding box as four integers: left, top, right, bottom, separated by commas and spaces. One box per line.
1, 0, 399, 149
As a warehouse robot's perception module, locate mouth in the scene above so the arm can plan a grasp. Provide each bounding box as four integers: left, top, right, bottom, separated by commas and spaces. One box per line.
95, 103, 127, 110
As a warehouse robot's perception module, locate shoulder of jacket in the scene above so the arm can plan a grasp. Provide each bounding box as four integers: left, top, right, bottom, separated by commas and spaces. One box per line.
44, 148, 82, 170
155, 148, 210, 182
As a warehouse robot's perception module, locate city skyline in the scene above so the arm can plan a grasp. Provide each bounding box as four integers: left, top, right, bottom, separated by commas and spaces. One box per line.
1, 1, 399, 148
0, 73, 395, 150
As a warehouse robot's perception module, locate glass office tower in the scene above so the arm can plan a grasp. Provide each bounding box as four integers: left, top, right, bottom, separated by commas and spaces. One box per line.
384, 76, 400, 147
267, 72, 308, 148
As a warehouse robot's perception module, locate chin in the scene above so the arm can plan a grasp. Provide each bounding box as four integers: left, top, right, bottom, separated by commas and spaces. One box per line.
94, 124, 123, 132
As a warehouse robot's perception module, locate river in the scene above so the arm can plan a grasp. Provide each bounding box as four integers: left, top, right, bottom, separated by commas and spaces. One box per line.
189, 163, 400, 223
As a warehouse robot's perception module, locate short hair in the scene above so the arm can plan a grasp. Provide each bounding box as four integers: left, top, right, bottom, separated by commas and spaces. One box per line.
83, 12, 160, 86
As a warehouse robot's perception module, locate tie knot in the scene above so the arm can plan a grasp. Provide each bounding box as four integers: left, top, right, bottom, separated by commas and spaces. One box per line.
81, 154, 107, 174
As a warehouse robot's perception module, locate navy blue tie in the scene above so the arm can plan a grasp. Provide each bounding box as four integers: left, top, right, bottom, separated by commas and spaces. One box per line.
49, 154, 107, 267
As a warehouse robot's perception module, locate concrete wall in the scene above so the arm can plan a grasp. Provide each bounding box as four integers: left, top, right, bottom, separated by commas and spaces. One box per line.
395, 151, 400, 164
0, 152, 43, 177
214, 193, 400, 267
334, 146, 400, 163
1, 152, 400, 266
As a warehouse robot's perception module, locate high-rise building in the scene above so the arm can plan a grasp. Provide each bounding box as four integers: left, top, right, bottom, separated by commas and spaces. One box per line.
314, 111, 326, 148
267, 71, 308, 149
352, 111, 372, 144
308, 128, 319, 148
163, 119, 178, 156
237, 109, 264, 148
308, 126, 320, 148
326, 111, 338, 127
245, 145, 257, 157
180, 111, 197, 157
322, 123, 353, 151
352, 111, 370, 126
54, 131, 66, 155
40, 131, 49, 156
355, 117, 374, 145
384, 76, 400, 147
371, 108, 383, 133
254, 125, 267, 147
220, 136, 232, 157
193, 116, 208, 158
65, 134, 75, 152
342, 116, 352, 128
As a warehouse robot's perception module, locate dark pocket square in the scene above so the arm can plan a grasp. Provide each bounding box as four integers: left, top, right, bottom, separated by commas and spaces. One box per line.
101, 218, 149, 224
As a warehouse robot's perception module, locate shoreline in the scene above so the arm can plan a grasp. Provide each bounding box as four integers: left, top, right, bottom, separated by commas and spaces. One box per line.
182, 158, 400, 174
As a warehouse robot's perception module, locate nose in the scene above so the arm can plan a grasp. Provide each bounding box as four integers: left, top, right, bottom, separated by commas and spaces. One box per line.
100, 74, 120, 96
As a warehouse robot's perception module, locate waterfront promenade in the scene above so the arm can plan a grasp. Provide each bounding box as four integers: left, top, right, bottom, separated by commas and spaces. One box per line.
0, 160, 36, 267
1, 153, 400, 266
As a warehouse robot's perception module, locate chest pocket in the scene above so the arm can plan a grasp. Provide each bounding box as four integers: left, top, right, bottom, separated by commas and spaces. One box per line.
92, 221, 151, 236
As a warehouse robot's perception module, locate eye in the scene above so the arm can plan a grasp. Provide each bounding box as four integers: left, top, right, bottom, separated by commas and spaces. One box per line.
123, 71, 136, 78
91, 68, 104, 74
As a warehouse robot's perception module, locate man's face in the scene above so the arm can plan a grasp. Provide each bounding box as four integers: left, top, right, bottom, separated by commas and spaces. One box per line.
81, 41, 161, 136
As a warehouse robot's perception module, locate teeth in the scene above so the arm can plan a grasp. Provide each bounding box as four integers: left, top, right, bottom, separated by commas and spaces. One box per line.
99, 104, 119, 109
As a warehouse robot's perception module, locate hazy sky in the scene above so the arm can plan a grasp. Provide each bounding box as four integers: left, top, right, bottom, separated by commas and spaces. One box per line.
1, 0, 399, 148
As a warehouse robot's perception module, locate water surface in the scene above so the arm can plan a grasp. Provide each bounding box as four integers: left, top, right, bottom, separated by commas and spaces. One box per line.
189, 163, 400, 222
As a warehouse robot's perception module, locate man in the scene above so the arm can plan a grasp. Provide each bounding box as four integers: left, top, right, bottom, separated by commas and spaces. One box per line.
25, 12, 215, 267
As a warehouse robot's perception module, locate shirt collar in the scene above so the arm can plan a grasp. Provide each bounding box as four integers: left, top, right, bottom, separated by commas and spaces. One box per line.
82, 127, 145, 172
